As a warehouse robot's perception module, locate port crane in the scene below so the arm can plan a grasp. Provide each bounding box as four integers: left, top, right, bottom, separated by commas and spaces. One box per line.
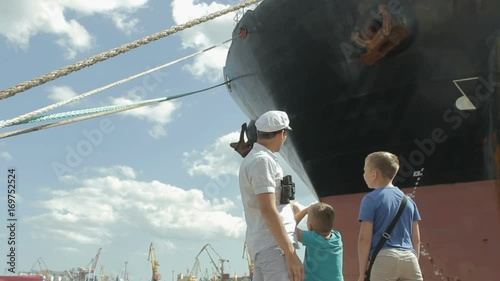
148, 243, 162, 281
122, 261, 129, 281
99, 265, 109, 281
184, 260, 200, 281
242, 243, 254, 279
193, 244, 228, 281
30, 257, 51, 280
65, 270, 75, 281
85, 248, 102, 281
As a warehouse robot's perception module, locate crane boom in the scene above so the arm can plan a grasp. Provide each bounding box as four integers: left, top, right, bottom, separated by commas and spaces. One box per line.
123, 261, 128, 281
188, 259, 200, 278
194, 244, 228, 280
242, 243, 254, 278
91, 248, 102, 273
30, 257, 51, 280
148, 243, 161, 281
204, 248, 221, 276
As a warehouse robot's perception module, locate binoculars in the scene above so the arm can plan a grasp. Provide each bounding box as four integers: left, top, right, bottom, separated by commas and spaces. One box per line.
280, 175, 296, 204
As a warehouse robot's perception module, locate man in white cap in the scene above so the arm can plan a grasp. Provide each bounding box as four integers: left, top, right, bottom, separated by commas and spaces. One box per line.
238, 110, 304, 281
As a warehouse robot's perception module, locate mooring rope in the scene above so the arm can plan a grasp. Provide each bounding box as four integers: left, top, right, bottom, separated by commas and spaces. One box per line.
0, 35, 238, 129
0, 81, 229, 139
0, 0, 263, 101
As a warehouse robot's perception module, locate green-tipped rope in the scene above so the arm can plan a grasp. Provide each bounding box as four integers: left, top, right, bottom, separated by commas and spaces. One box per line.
4, 97, 167, 126
0, 81, 229, 139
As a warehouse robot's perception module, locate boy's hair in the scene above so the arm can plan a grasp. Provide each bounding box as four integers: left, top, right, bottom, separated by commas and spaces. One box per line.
366, 151, 400, 180
309, 203, 335, 233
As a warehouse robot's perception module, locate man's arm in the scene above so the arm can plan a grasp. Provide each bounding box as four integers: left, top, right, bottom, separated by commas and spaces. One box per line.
357, 220, 373, 279
412, 221, 421, 259
257, 193, 304, 281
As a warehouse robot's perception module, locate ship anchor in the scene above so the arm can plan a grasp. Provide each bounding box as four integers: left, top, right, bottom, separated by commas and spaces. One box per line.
230, 122, 255, 158
351, 4, 409, 66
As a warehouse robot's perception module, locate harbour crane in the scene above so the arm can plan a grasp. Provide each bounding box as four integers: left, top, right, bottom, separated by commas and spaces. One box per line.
148, 243, 162, 281
85, 248, 102, 281
30, 257, 51, 280
99, 265, 109, 281
199, 269, 210, 281
184, 259, 199, 281
122, 261, 128, 281
242, 243, 253, 279
194, 244, 228, 281
65, 270, 75, 281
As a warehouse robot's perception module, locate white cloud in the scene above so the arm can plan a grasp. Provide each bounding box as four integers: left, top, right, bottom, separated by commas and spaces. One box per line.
171, 0, 238, 82
60, 0, 148, 14
183, 131, 242, 179
111, 93, 180, 139
0, 0, 148, 58
158, 240, 177, 252
109, 13, 141, 35
183, 48, 231, 82
26, 166, 244, 245
94, 165, 137, 179
59, 246, 81, 253
1, 151, 12, 161
0, 143, 12, 161
47, 85, 79, 103
57, 175, 79, 184
53, 19, 94, 60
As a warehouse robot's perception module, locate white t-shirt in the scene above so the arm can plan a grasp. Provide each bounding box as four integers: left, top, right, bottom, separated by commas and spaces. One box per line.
239, 143, 297, 260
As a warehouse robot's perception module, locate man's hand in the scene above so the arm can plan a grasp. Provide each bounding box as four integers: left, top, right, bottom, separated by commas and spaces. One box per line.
257, 193, 304, 280
285, 251, 304, 281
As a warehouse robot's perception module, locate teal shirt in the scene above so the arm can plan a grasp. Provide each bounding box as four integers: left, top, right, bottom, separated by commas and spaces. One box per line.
302, 230, 344, 281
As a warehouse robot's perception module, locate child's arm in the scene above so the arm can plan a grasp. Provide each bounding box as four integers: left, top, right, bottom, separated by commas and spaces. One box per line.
292, 202, 309, 243
295, 206, 309, 224
296, 227, 303, 243
292, 202, 310, 224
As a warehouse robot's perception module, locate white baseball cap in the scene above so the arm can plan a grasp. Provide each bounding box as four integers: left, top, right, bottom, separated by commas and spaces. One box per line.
255, 110, 292, 133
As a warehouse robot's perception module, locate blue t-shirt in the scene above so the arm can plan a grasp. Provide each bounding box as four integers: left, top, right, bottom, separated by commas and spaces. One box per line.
358, 187, 421, 256
302, 230, 344, 281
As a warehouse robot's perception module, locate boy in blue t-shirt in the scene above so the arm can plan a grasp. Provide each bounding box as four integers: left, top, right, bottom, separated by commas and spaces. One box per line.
294, 202, 344, 281
357, 151, 423, 281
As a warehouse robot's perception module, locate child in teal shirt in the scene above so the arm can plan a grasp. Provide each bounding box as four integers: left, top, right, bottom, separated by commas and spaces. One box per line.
294, 202, 344, 281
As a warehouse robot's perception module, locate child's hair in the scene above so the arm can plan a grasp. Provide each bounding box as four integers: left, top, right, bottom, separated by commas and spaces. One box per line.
309, 202, 335, 233
366, 151, 400, 180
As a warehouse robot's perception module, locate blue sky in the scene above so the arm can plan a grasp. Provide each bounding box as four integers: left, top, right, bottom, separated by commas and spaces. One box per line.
0, 0, 317, 280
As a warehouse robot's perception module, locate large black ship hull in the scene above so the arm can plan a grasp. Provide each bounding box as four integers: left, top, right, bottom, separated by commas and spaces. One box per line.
224, 0, 500, 279
224, 0, 500, 197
